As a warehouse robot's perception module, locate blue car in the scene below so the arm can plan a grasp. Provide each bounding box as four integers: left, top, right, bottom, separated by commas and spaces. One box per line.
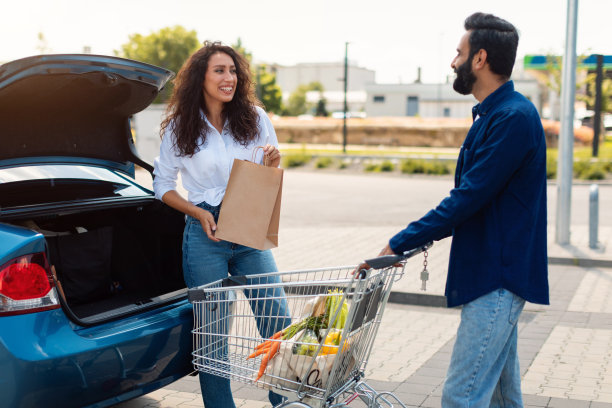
0, 55, 194, 407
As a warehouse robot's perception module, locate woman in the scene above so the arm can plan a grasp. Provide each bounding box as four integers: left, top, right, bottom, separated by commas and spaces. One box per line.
153, 41, 290, 408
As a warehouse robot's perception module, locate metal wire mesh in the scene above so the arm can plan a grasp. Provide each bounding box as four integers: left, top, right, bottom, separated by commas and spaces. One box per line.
189, 264, 404, 405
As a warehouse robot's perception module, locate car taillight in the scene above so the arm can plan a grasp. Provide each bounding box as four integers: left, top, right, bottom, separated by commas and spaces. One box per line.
0, 252, 60, 316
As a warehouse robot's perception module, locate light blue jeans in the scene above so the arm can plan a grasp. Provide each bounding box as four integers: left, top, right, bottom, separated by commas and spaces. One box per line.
442, 288, 525, 408
183, 202, 291, 408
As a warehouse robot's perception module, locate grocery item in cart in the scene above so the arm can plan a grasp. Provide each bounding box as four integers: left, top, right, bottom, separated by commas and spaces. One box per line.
254, 290, 355, 390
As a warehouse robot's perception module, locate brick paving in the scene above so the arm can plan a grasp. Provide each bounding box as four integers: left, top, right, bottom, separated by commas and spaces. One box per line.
120, 169, 612, 407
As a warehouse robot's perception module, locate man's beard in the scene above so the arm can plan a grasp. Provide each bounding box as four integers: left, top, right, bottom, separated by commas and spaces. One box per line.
453, 58, 476, 95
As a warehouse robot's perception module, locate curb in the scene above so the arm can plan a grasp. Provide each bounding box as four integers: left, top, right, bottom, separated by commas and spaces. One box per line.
548, 256, 612, 268
389, 255, 612, 308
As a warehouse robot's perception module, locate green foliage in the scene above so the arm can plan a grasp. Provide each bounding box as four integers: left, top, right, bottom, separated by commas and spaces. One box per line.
579, 71, 612, 114
363, 160, 395, 172
400, 159, 452, 175
283, 82, 326, 116
546, 152, 557, 179
574, 159, 609, 180
232, 38, 283, 115
379, 160, 395, 172
231, 38, 252, 63
115, 25, 200, 102
256, 65, 283, 114
315, 156, 334, 168
282, 153, 312, 168
364, 163, 379, 172
315, 98, 328, 117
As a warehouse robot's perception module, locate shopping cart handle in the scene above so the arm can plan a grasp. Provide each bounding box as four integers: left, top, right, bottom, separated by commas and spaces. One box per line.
364, 242, 432, 269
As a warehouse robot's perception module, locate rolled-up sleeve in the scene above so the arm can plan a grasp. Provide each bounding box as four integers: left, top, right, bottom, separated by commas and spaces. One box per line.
153, 128, 180, 201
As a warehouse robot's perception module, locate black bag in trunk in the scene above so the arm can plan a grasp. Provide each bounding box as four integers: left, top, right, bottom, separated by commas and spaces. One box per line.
54, 227, 113, 305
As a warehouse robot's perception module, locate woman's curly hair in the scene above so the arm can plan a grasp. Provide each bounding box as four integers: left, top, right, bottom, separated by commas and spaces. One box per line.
160, 41, 261, 156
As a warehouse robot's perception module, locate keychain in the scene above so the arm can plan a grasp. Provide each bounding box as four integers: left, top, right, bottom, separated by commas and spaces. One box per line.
420, 249, 429, 291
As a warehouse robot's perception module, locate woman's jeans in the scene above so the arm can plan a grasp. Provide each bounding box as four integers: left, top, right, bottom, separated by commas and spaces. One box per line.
183, 202, 291, 408
442, 288, 526, 408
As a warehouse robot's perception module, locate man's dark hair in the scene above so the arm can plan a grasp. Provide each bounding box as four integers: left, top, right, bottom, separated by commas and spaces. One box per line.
464, 12, 519, 79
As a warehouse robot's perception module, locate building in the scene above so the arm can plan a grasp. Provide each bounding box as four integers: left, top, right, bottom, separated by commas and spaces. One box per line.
272, 62, 375, 113
365, 63, 543, 118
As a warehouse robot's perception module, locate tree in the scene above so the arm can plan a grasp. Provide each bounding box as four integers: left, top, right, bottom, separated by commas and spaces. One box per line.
232, 38, 283, 115
36, 32, 51, 54
115, 26, 200, 102
535, 54, 591, 120
255, 65, 283, 114
580, 71, 612, 114
283, 82, 326, 117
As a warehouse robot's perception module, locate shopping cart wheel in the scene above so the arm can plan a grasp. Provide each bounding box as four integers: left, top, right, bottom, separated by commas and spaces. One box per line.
275, 402, 312, 408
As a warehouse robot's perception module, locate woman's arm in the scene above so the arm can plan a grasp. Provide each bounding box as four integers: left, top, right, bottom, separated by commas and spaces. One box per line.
161, 190, 221, 242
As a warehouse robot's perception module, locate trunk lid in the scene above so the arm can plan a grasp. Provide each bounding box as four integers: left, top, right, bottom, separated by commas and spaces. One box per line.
0, 54, 173, 175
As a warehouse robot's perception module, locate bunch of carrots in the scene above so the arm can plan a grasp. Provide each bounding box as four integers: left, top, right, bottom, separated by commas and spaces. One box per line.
249, 315, 328, 381
249, 289, 348, 382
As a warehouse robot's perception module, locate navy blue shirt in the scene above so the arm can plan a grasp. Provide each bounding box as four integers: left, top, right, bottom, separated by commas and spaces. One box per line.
390, 81, 549, 308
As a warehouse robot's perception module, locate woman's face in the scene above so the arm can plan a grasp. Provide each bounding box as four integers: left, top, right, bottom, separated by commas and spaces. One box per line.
202, 52, 237, 107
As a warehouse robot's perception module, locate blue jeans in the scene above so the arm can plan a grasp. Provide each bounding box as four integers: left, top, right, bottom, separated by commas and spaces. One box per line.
442, 288, 525, 408
183, 202, 291, 408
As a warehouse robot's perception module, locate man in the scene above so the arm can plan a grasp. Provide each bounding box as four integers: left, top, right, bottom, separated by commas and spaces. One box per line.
374, 12, 549, 407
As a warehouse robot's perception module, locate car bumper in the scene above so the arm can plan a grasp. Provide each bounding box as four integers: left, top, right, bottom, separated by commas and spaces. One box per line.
0, 301, 193, 408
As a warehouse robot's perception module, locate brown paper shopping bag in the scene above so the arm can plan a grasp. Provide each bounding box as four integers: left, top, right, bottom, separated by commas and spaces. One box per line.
215, 148, 283, 250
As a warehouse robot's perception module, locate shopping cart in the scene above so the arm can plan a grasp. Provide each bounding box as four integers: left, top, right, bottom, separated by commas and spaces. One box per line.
188, 243, 432, 408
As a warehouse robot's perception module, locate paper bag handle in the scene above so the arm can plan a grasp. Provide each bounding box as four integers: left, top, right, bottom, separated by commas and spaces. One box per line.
251, 146, 269, 166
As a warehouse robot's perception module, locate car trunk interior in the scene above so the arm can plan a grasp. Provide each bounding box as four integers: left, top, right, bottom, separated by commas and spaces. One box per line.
10, 200, 185, 323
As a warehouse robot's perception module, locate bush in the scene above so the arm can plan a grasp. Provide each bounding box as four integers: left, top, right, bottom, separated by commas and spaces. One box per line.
400, 159, 426, 174
400, 159, 452, 175
364, 162, 379, 172
574, 160, 607, 180
338, 160, 350, 169
315, 156, 334, 169
283, 153, 311, 168
379, 160, 395, 172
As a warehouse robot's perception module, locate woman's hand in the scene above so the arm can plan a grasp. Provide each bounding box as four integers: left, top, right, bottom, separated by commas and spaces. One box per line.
195, 207, 221, 242
263, 144, 281, 168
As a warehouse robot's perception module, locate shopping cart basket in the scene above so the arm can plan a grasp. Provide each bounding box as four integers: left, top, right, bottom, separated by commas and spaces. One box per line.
188, 243, 432, 407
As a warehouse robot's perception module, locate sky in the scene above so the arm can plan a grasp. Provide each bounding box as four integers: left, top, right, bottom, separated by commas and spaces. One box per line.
3, 0, 611, 84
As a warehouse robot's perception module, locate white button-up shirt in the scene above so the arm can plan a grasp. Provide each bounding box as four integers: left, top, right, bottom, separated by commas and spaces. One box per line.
153, 106, 278, 206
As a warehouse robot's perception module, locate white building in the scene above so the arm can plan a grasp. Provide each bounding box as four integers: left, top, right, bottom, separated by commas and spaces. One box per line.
364, 62, 543, 118
365, 78, 542, 118
273, 61, 375, 93
272, 62, 375, 113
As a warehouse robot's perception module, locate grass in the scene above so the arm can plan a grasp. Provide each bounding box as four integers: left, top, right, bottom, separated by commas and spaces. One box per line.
280, 136, 611, 179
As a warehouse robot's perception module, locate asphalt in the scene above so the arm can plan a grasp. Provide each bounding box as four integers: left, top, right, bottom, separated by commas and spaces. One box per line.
115, 166, 612, 408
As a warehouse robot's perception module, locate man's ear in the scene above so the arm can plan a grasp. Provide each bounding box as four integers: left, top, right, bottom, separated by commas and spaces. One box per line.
472, 49, 488, 71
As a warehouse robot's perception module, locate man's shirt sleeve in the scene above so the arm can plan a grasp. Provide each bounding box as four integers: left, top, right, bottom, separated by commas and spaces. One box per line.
389, 108, 537, 254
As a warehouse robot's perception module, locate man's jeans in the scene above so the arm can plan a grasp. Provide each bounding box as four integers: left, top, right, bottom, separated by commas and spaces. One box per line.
442, 288, 526, 407
183, 202, 291, 408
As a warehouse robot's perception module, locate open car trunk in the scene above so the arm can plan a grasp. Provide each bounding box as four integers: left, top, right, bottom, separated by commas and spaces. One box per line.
9, 200, 185, 325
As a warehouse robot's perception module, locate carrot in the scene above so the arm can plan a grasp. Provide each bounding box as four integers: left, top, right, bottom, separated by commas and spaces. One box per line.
247, 344, 271, 359
254, 330, 284, 350
255, 341, 281, 381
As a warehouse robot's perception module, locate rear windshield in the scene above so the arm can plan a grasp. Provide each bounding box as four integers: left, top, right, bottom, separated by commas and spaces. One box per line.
0, 178, 142, 207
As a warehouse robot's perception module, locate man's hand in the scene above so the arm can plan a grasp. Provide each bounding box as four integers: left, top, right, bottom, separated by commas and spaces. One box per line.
377, 244, 396, 257
354, 243, 397, 274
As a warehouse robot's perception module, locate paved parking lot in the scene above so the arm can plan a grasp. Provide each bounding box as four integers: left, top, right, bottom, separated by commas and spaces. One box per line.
123, 169, 612, 407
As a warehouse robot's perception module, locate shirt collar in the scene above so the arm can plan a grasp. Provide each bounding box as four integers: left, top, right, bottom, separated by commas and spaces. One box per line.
472, 80, 514, 120
200, 110, 229, 133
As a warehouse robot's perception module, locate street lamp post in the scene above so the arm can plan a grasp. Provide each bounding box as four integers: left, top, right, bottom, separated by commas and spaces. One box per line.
555, 0, 579, 245
343, 42, 349, 154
